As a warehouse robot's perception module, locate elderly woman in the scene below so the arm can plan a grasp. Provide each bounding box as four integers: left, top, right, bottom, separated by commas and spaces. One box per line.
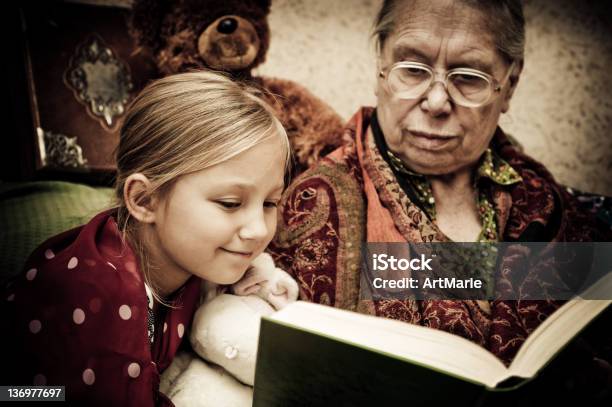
270, 0, 609, 367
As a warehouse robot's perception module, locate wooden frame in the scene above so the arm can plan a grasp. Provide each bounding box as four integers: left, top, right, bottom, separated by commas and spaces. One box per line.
8, 1, 157, 184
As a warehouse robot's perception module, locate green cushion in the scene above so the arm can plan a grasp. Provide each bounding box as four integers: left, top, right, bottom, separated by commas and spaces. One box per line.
0, 181, 114, 282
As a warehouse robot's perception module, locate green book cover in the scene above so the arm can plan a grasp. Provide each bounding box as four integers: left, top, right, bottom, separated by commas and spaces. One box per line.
253, 274, 612, 406
254, 316, 487, 406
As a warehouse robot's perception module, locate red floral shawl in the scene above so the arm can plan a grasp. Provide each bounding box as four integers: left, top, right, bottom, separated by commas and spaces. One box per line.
270, 107, 607, 365
3, 211, 202, 406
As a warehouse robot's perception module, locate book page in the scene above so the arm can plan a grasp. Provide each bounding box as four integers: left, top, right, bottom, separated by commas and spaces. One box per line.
271, 302, 509, 387
510, 272, 612, 378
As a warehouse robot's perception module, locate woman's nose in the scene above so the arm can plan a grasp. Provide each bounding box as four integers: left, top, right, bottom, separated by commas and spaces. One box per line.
239, 210, 269, 241
421, 81, 452, 116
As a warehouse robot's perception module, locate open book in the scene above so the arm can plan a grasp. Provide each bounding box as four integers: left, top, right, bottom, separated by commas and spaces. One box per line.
253, 273, 611, 406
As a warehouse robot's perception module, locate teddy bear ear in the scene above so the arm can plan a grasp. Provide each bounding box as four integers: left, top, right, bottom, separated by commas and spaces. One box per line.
253, 0, 272, 13
129, 0, 172, 50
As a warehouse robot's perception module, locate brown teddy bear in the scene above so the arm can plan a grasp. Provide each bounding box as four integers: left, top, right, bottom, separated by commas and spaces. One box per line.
129, 0, 345, 176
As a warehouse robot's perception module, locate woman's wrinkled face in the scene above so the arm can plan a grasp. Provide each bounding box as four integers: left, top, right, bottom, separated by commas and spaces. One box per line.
376, 0, 519, 175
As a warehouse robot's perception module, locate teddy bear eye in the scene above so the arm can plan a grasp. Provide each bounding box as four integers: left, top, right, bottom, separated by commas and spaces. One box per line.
217, 17, 238, 34
172, 46, 184, 56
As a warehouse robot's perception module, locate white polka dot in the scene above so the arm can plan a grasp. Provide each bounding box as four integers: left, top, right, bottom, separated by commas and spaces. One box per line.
82, 368, 95, 385
33, 374, 46, 386
106, 261, 117, 270
163, 322, 167, 333
177, 323, 185, 338
44, 249, 55, 259
29, 320, 42, 334
127, 362, 141, 378
73, 308, 86, 324
7, 293, 15, 302
25, 268, 37, 281
118, 305, 132, 320
67, 257, 78, 270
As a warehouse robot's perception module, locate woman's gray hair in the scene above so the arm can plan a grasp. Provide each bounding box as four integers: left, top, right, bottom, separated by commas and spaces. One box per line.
372, 0, 525, 63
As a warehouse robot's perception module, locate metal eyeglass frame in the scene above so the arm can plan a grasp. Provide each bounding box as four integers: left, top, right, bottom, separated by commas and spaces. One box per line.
378, 61, 516, 108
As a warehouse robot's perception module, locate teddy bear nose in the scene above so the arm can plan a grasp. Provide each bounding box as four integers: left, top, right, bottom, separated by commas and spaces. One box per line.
217, 17, 238, 34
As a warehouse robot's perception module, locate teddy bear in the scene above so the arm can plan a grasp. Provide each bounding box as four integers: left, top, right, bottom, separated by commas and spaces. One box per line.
129, 0, 345, 176
159, 253, 299, 405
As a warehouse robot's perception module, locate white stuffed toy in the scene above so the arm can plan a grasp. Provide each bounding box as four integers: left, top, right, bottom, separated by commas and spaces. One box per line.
160, 351, 253, 406
160, 253, 298, 405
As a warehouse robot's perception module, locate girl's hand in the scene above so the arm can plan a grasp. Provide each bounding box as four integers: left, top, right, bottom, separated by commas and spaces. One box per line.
231, 253, 299, 310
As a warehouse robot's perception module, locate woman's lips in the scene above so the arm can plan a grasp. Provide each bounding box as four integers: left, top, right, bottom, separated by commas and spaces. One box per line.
405, 130, 458, 151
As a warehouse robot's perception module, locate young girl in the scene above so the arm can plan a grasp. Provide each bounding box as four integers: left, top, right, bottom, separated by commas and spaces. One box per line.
3, 71, 291, 406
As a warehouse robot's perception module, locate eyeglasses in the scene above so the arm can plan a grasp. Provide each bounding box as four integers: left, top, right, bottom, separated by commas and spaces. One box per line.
379, 61, 515, 108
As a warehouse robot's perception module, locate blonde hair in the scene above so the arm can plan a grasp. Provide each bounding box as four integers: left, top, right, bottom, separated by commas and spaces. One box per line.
114, 70, 290, 303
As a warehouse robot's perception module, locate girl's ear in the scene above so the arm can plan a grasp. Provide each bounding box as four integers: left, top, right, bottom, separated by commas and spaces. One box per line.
123, 173, 158, 224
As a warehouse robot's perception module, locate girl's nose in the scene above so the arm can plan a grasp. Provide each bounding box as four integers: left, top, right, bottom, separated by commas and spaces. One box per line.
238, 210, 268, 241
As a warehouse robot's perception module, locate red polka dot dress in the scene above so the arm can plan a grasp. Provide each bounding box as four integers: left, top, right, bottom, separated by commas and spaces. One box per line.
2, 211, 202, 406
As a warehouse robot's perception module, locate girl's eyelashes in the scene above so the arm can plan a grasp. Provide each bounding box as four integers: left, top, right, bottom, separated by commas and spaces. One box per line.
264, 200, 280, 209
216, 200, 242, 209
214, 198, 280, 210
